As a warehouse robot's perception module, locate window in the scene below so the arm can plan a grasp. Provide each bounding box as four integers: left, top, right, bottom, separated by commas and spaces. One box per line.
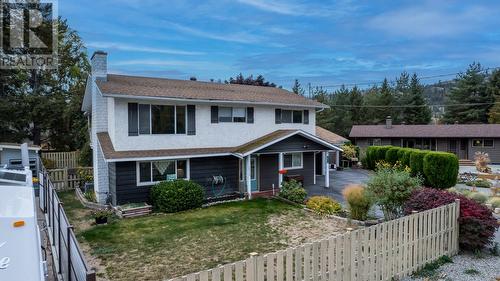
473, 139, 494, 148
281, 110, 292, 123
137, 159, 188, 185
218, 107, 246, 123
233, 107, 246, 122
131, 104, 186, 135
292, 110, 302, 123
283, 152, 302, 169
369, 138, 382, 146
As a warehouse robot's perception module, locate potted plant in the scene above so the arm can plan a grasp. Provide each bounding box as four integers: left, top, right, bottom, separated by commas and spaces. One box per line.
92, 209, 113, 224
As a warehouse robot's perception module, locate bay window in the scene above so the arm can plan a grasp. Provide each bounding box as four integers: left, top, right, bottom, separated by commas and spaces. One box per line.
137, 159, 188, 185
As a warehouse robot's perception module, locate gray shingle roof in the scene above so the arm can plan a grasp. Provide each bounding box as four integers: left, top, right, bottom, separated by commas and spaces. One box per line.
96, 74, 327, 108
349, 124, 500, 138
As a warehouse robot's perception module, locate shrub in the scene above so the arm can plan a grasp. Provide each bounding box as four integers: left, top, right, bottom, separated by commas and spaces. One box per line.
404, 188, 499, 250
341, 144, 357, 160
279, 179, 307, 204
150, 180, 204, 213
84, 190, 96, 202
42, 158, 56, 169
91, 208, 113, 220
78, 142, 93, 167
474, 151, 491, 173
366, 167, 422, 220
306, 196, 342, 216
400, 149, 414, 168
468, 192, 488, 204
342, 184, 373, 220
385, 147, 401, 165
465, 179, 492, 188
486, 197, 500, 209
423, 152, 459, 189
409, 150, 428, 178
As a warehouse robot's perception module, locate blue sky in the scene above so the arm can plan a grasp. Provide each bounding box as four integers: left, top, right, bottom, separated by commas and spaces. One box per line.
60, 0, 500, 90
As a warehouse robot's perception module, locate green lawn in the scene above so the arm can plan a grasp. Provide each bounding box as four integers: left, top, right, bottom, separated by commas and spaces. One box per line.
57, 192, 315, 281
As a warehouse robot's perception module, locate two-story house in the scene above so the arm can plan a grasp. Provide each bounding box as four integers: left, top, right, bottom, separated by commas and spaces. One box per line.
82, 51, 342, 205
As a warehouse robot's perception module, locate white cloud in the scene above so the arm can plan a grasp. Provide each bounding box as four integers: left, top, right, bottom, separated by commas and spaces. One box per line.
369, 5, 491, 38
236, 0, 304, 15
166, 22, 263, 44
87, 42, 203, 55
235, 0, 358, 17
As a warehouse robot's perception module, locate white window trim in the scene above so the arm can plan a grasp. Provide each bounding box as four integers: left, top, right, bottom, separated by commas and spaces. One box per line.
136, 159, 190, 186
138, 104, 187, 135
283, 152, 303, 170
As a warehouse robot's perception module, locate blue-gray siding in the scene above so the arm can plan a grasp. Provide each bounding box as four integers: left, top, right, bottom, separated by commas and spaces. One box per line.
259, 152, 315, 190
257, 135, 330, 153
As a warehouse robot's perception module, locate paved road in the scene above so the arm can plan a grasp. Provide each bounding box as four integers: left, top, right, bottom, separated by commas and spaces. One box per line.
306, 168, 372, 205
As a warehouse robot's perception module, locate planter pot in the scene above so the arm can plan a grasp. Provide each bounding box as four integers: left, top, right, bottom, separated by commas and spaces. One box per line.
95, 217, 108, 224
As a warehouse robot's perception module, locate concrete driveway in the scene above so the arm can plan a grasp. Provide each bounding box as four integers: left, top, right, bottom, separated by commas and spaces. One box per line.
306, 169, 372, 205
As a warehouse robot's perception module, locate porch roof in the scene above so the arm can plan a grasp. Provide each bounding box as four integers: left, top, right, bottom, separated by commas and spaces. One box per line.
97, 129, 342, 162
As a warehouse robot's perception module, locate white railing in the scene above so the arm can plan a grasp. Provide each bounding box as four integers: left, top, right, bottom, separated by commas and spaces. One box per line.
169, 201, 460, 281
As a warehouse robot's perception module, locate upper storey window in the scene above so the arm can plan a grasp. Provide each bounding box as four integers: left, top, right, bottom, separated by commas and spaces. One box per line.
211, 106, 254, 123
275, 109, 309, 124
129, 103, 195, 136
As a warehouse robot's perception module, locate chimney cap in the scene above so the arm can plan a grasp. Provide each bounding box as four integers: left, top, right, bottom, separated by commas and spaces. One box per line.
91, 50, 107, 60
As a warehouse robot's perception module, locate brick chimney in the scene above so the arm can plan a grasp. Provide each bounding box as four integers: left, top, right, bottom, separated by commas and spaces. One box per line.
91, 50, 107, 81
385, 116, 392, 129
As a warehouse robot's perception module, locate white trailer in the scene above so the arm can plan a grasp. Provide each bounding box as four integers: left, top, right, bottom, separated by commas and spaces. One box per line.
0, 167, 46, 281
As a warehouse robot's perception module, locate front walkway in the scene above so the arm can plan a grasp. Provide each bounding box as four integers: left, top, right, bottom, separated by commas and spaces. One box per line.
305, 169, 372, 205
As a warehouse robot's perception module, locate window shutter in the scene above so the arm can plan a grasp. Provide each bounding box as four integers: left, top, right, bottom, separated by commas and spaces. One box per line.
211, 106, 219, 123
303, 110, 309, 124
275, 109, 281, 124
247, 107, 254, 123
128, 103, 138, 136
187, 105, 196, 135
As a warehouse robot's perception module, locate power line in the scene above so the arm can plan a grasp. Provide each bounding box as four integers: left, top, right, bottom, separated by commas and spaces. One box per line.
326, 101, 500, 108
312, 66, 500, 89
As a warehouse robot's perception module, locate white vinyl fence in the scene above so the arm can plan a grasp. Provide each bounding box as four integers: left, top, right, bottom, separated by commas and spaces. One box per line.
170, 201, 460, 281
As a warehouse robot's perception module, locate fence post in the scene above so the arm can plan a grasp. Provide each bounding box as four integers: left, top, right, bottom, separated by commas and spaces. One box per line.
250, 252, 258, 281
47, 177, 51, 227
454, 199, 460, 254
67, 225, 74, 281
52, 189, 55, 245
58, 202, 63, 274
64, 168, 69, 190
345, 228, 353, 281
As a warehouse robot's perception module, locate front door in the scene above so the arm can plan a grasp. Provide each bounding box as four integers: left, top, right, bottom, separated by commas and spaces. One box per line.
250, 157, 258, 191
459, 139, 468, 159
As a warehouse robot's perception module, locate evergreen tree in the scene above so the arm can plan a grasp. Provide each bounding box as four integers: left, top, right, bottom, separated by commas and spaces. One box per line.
402, 73, 432, 124
487, 69, 500, 123
291, 79, 305, 95
349, 86, 364, 124
393, 72, 410, 122
443, 62, 493, 123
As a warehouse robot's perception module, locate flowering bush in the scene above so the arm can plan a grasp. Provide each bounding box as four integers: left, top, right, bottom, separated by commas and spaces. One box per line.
404, 188, 498, 250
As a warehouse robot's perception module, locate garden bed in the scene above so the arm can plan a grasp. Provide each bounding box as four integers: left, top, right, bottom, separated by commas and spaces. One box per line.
57, 192, 350, 281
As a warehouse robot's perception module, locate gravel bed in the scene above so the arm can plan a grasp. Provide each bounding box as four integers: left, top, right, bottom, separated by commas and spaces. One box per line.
402, 253, 500, 281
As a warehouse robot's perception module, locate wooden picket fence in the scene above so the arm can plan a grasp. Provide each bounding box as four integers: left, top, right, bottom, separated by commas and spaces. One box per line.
169, 201, 460, 281
42, 151, 80, 169
47, 167, 92, 190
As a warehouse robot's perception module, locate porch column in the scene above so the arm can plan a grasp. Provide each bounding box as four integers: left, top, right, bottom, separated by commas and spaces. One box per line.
278, 152, 284, 187
323, 151, 330, 188
246, 155, 252, 199
335, 150, 340, 169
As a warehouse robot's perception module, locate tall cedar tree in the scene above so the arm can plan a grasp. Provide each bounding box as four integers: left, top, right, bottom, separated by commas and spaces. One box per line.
292, 79, 305, 95
349, 86, 364, 124
393, 72, 410, 122
402, 73, 432, 124
0, 18, 90, 150
443, 62, 493, 123
487, 69, 500, 123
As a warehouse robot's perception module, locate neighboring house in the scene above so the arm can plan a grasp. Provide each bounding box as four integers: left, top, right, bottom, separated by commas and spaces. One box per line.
315, 126, 349, 170
350, 117, 500, 163
0, 142, 41, 174
82, 51, 342, 205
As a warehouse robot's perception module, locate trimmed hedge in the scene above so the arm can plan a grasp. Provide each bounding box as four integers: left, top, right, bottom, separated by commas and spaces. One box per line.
365, 146, 459, 189
423, 152, 459, 189
150, 180, 204, 213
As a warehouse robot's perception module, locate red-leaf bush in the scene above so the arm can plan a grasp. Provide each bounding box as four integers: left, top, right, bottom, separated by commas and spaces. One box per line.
404, 188, 498, 250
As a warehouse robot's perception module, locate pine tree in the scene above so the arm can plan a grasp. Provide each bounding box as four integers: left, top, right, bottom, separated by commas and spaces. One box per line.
393, 72, 410, 122
487, 69, 500, 123
377, 78, 394, 123
292, 79, 305, 95
349, 86, 364, 124
402, 73, 432, 124
443, 62, 493, 124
